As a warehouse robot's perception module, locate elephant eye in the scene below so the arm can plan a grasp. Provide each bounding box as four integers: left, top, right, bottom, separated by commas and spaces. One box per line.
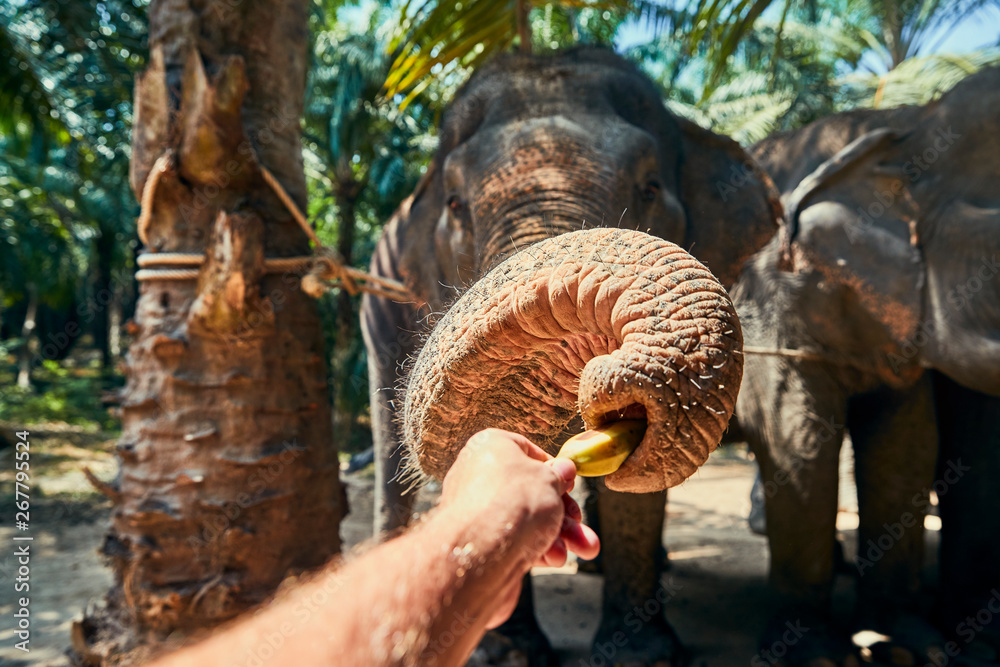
447, 195, 466, 215
641, 180, 661, 203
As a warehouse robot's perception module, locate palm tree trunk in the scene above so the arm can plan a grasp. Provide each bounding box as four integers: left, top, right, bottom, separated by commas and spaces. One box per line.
331, 169, 360, 447
516, 0, 532, 53
73, 0, 344, 662
93, 222, 115, 371
881, 0, 906, 68
16, 284, 37, 389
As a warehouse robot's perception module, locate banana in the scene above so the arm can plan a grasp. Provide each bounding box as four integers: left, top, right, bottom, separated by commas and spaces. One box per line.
556, 420, 646, 477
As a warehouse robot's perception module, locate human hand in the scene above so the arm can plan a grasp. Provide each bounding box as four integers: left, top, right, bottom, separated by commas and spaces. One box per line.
438, 429, 600, 627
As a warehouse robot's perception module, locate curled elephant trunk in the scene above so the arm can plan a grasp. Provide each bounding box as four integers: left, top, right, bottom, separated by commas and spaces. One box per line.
402, 228, 743, 493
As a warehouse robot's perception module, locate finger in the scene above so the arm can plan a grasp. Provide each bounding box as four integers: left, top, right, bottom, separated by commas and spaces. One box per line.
468, 429, 551, 463
560, 517, 601, 561
546, 458, 577, 495
540, 537, 567, 567
514, 436, 553, 463
562, 493, 582, 523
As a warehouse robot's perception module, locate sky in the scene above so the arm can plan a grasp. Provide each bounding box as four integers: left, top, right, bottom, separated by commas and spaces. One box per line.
614, 3, 1000, 65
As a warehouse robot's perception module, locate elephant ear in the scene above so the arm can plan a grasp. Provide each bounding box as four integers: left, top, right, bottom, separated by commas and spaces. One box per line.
780, 126, 926, 369
360, 160, 452, 532
675, 117, 784, 287
382, 160, 452, 309
898, 69, 1000, 396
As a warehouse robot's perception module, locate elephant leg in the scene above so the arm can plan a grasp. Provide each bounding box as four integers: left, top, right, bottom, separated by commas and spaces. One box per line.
367, 332, 418, 538
754, 387, 845, 610
372, 431, 416, 537
469, 574, 557, 667
576, 477, 604, 574
749, 465, 768, 536
848, 375, 942, 661
742, 361, 853, 664
592, 481, 682, 665
933, 372, 1000, 659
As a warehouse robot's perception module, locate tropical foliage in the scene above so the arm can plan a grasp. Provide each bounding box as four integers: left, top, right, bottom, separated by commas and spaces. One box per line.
383, 0, 634, 104
1, 0, 145, 400
2, 0, 997, 438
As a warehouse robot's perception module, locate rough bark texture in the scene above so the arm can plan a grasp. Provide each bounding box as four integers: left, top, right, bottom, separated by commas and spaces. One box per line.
73, 1, 343, 663
403, 228, 743, 494
16, 284, 37, 389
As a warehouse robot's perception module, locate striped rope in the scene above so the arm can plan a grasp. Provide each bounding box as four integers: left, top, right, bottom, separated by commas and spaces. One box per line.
134, 151, 414, 303
134, 251, 412, 302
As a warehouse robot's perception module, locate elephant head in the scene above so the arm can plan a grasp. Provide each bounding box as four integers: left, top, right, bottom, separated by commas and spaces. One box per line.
361, 48, 781, 505
747, 65, 1000, 396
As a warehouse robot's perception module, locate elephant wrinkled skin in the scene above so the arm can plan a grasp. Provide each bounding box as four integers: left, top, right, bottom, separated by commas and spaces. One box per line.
733, 65, 1000, 664
361, 48, 779, 665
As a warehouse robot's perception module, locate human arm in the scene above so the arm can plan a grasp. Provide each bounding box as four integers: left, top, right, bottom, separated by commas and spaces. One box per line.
150, 428, 599, 666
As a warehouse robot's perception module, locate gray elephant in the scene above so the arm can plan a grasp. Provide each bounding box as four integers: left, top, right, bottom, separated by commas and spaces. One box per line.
733, 66, 1000, 664
360, 47, 780, 664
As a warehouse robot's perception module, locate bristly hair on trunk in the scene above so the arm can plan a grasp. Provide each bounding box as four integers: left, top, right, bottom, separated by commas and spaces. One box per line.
71, 1, 345, 664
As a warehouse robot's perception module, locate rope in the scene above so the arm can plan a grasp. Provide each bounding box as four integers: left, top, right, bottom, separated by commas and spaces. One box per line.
134, 150, 414, 303
743, 346, 829, 363
134, 251, 413, 302
258, 164, 322, 247
137, 153, 172, 246
744, 345, 883, 372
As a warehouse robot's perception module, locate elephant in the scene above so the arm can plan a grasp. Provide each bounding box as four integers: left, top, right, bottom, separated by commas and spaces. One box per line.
360, 47, 781, 665
732, 66, 1000, 664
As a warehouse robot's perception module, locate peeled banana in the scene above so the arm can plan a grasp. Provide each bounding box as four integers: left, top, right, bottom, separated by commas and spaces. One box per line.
556, 420, 646, 477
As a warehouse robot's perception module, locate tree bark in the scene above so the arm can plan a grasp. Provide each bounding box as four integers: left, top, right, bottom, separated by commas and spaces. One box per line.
16, 283, 37, 389
73, 1, 344, 663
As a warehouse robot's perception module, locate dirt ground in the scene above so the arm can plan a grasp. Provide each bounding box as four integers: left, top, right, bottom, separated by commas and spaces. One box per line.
2, 426, 914, 667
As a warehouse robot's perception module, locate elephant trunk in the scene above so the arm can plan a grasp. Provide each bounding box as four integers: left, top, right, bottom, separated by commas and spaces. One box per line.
474, 141, 620, 268
403, 227, 743, 494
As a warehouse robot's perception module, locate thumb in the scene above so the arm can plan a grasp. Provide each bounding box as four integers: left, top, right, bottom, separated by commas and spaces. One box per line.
546, 458, 577, 494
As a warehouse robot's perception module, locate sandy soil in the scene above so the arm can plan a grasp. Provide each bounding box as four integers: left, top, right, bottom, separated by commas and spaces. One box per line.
1, 429, 903, 667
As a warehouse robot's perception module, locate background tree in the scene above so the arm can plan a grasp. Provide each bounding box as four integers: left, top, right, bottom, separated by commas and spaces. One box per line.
305, 3, 437, 450
669, 0, 1000, 115
0, 0, 145, 390
382, 0, 999, 145
71, 0, 344, 662
382, 0, 634, 104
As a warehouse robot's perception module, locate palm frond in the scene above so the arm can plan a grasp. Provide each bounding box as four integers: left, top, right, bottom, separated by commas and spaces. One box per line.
840, 48, 1000, 107
382, 0, 631, 106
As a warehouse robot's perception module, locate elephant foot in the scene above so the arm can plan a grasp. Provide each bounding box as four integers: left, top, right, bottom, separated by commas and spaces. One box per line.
589, 614, 686, 666
758, 612, 859, 667
466, 618, 558, 667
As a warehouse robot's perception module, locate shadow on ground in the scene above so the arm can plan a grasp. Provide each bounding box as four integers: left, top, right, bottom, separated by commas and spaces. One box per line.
0, 435, 943, 666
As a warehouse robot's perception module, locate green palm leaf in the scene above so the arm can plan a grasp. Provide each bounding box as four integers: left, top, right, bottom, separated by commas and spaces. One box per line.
382, 0, 632, 107
841, 48, 1000, 107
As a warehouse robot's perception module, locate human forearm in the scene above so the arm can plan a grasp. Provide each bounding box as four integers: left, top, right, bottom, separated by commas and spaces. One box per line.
151, 430, 597, 667
323, 506, 523, 665
151, 507, 519, 667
